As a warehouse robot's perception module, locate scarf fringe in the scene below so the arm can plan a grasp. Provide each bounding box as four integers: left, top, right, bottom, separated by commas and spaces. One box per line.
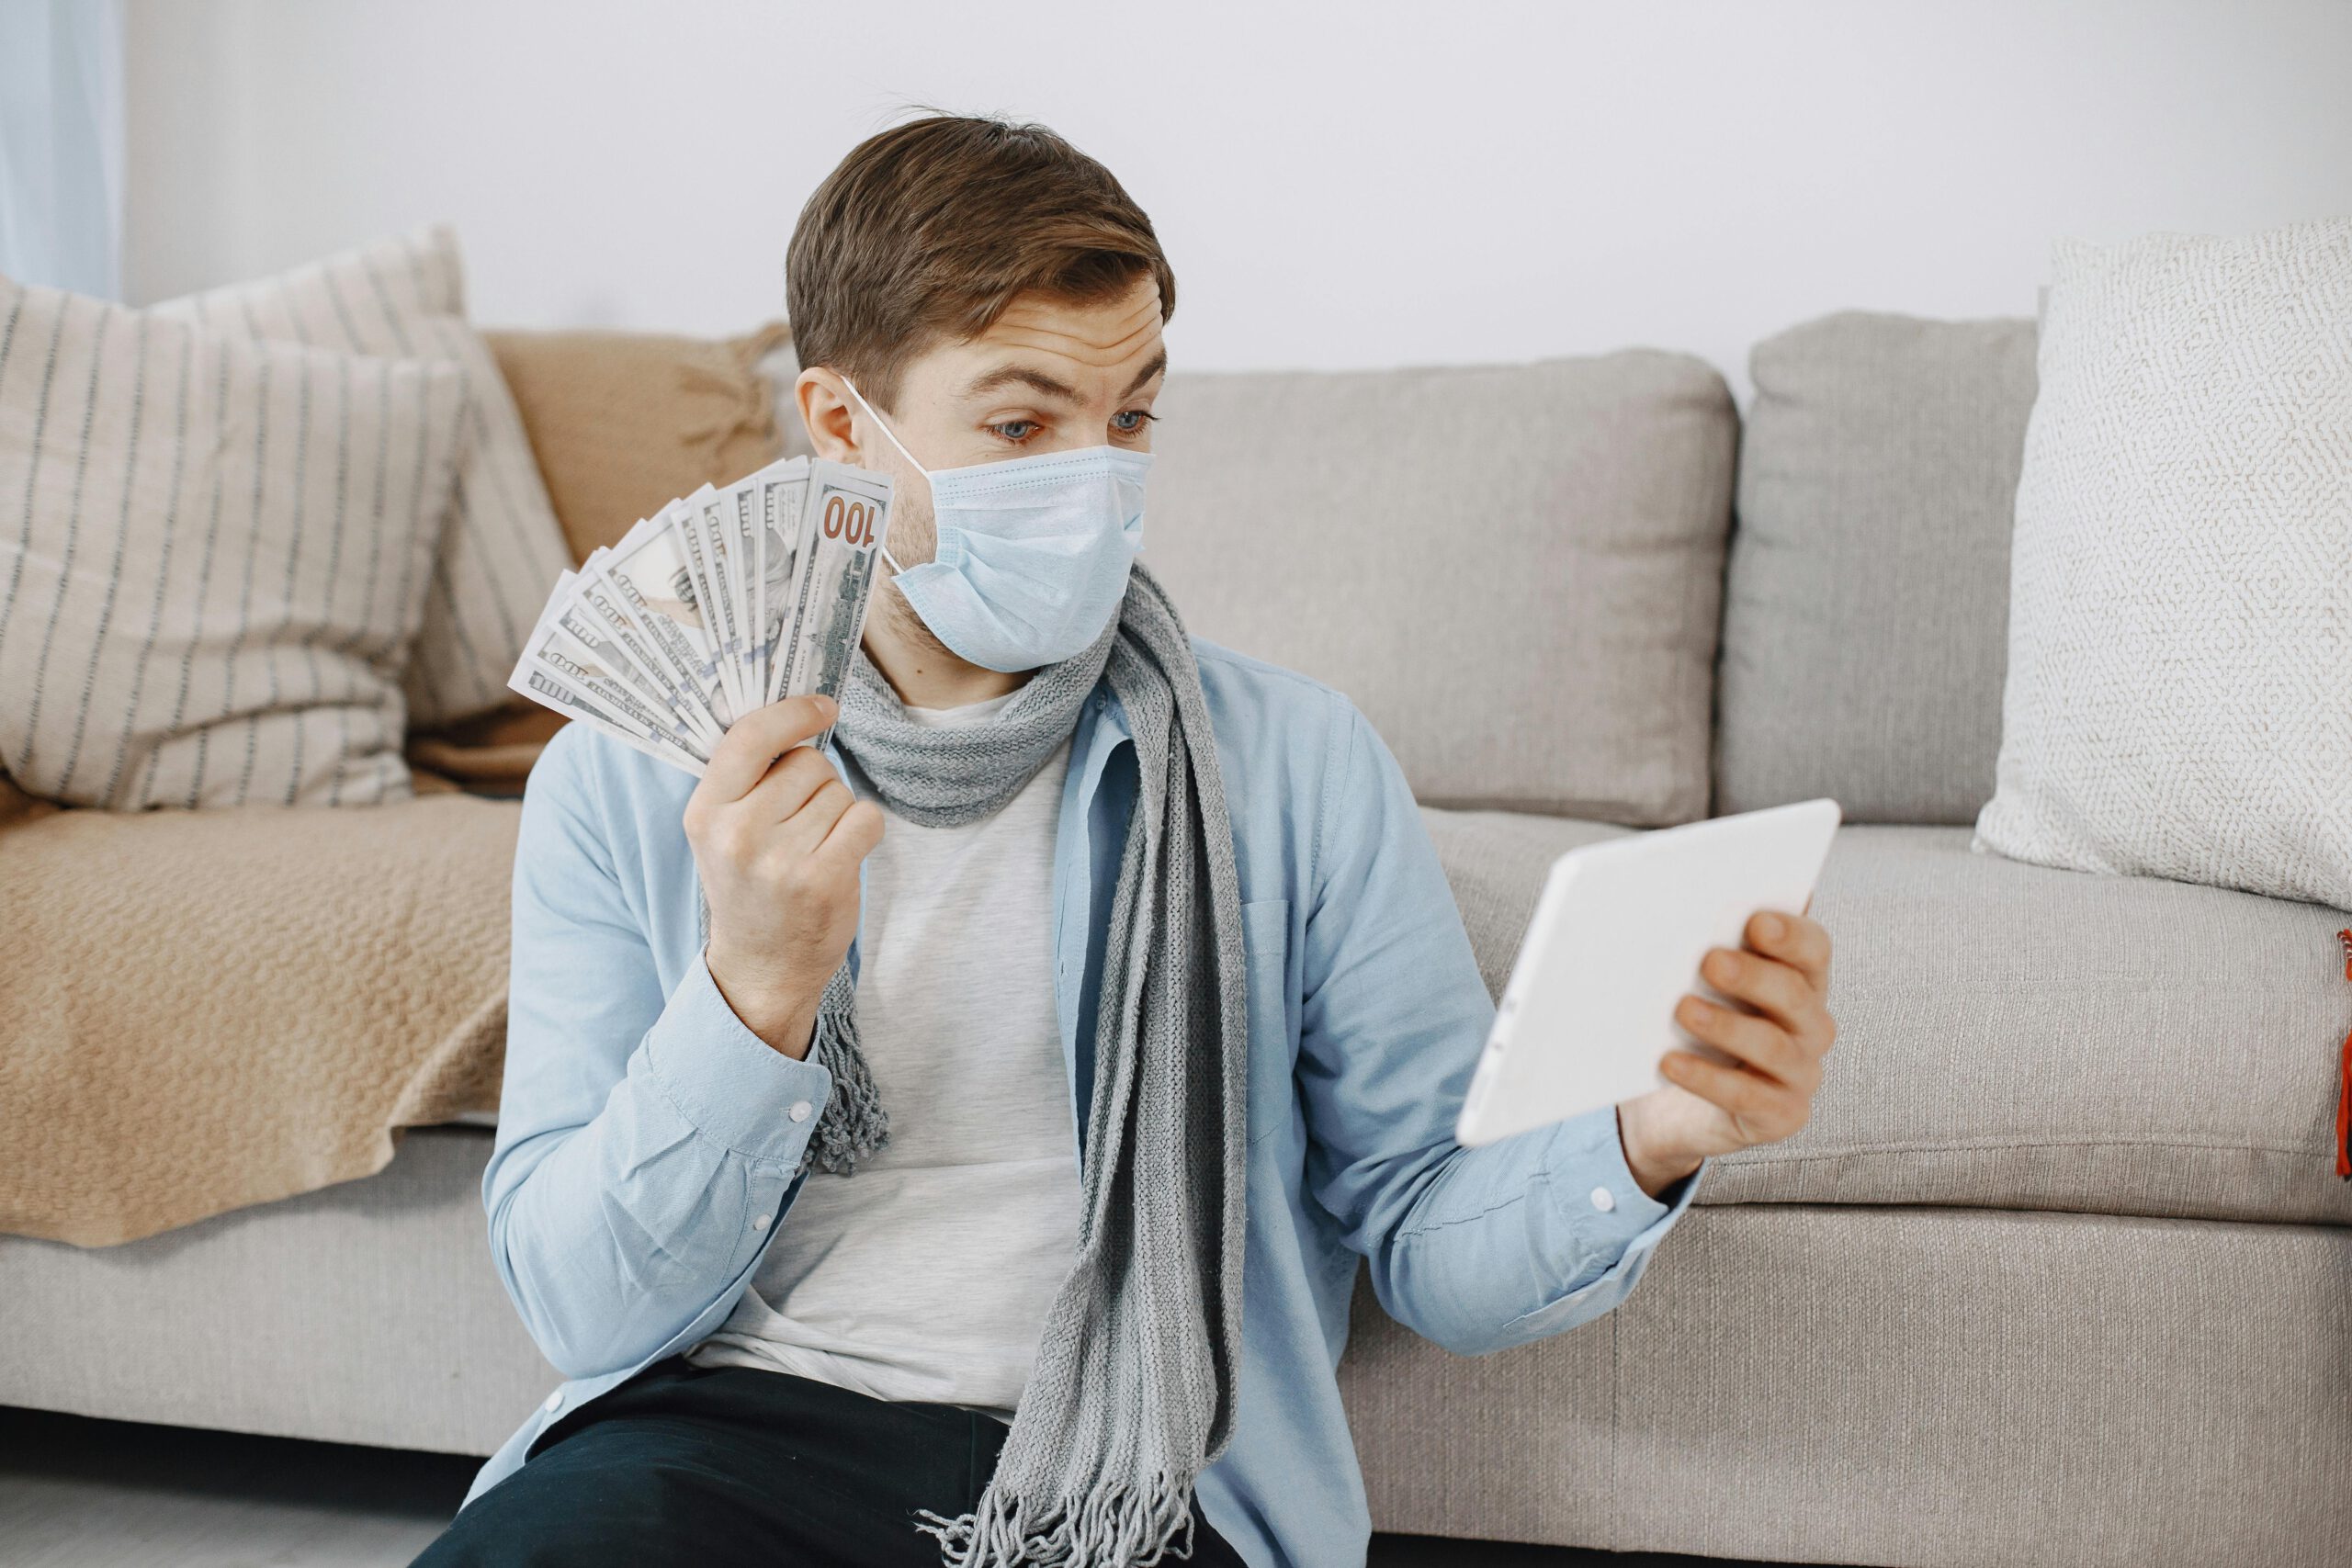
803, 963, 890, 1175
912, 1470, 1201, 1568
694, 882, 892, 1176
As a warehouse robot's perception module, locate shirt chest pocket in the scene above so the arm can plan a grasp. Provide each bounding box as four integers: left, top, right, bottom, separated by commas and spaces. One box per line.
1240, 897, 1297, 1147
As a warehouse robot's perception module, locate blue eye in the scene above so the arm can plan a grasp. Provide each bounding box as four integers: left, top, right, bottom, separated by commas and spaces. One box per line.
1113, 409, 1159, 434
989, 420, 1037, 443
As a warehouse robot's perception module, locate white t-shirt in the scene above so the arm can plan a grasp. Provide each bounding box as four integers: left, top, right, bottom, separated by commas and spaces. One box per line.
682, 688, 1083, 1421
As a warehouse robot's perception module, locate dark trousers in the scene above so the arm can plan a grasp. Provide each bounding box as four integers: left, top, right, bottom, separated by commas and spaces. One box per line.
410, 1352, 1250, 1567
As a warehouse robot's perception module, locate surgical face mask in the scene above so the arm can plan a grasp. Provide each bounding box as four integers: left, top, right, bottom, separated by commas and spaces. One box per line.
839, 374, 1151, 672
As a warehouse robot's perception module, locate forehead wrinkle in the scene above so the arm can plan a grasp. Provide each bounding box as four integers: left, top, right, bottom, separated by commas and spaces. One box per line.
987, 281, 1165, 365
981, 314, 1162, 370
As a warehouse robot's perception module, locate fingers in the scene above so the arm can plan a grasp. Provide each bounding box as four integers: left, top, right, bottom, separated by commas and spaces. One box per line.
1698, 945, 1816, 1039
1658, 1050, 1808, 1142
1747, 908, 1830, 993
1674, 992, 1818, 1089
684, 696, 886, 888
819, 798, 886, 866
777, 790, 883, 891
738, 743, 842, 825
692, 694, 839, 806
775, 776, 857, 855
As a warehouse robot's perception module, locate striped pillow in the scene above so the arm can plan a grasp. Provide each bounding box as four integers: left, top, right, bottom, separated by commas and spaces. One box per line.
149, 225, 571, 730
0, 276, 469, 808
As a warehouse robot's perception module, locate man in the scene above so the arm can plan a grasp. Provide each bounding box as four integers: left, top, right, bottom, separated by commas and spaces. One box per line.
415, 114, 1837, 1568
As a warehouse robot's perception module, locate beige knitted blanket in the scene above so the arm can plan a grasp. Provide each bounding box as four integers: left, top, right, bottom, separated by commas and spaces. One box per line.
0, 776, 517, 1247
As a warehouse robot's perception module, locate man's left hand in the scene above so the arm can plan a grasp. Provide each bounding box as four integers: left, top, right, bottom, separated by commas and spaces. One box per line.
1616, 907, 1838, 1199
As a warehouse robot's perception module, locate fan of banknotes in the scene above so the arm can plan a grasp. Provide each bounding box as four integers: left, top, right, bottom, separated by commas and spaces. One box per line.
508, 457, 896, 776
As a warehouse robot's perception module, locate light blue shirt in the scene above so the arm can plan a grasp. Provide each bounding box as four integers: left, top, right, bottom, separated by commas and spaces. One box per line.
461, 637, 1703, 1566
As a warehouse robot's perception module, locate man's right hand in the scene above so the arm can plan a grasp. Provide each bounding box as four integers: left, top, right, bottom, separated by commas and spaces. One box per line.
683, 694, 884, 1059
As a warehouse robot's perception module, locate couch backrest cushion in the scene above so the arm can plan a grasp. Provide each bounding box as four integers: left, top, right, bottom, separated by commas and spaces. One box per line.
1143, 351, 1736, 824
1715, 310, 2037, 824
484, 323, 789, 565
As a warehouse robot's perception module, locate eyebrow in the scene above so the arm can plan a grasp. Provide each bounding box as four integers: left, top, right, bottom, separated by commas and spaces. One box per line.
961, 365, 1080, 402
959, 348, 1169, 405
1121, 349, 1169, 399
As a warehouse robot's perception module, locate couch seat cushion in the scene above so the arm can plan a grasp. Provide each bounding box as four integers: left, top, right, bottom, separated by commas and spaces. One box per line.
1422, 809, 2352, 1225
0, 791, 515, 1245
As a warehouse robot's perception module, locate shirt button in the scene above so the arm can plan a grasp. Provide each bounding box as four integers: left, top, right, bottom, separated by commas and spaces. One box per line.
788, 1100, 812, 1122
752, 1213, 770, 1230
543, 1391, 563, 1413
1589, 1186, 1617, 1213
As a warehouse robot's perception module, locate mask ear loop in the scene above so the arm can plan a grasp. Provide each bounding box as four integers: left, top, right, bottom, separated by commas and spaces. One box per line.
838, 374, 924, 577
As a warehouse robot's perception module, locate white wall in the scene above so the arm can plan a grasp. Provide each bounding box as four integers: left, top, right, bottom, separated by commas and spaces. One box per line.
123, 0, 2352, 401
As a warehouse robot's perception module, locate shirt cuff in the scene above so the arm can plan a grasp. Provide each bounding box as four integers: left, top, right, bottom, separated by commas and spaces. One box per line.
1540, 1103, 1707, 1255
639, 947, 836, 1166
1482, 1106, 1708, 1348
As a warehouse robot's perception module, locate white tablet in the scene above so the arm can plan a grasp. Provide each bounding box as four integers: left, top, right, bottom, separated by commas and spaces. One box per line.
1453, 796, 1842, 1148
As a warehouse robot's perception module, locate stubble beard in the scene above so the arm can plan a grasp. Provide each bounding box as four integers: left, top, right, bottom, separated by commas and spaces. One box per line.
859, 493, 961, 668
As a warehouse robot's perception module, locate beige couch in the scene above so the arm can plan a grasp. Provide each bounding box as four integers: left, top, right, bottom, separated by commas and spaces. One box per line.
5, 311, 2347, 1566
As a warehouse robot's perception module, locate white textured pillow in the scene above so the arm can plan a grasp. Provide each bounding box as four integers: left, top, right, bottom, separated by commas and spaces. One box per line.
0, 276, 468, 808
149, 225, 572, 729
1973, 220, 2352, 910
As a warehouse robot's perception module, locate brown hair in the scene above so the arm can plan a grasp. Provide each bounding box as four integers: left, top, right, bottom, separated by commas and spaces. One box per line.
786, 113, 1176, 412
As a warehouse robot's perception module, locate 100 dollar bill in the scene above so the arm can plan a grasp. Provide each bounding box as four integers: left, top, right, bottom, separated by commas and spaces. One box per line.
769, 460, 895, 746
599, 502, 739, 730
508, 457, 894, 774
508, 571, 709, 774
751, 458, 811, 704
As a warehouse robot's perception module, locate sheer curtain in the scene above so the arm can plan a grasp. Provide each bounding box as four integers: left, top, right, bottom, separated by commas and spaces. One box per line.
0, 0, 125, 298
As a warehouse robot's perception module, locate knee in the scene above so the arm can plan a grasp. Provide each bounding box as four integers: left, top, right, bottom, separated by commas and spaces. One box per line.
409, 1448, 715, 1567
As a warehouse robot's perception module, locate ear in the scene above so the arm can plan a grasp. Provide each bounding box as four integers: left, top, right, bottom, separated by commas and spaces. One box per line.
795, 367, 861, 464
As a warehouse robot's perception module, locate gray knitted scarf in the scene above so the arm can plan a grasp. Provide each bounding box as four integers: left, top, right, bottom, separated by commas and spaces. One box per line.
696, 561, 1250, 1566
